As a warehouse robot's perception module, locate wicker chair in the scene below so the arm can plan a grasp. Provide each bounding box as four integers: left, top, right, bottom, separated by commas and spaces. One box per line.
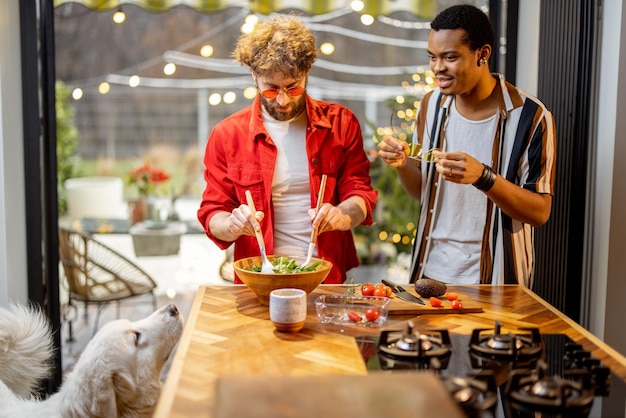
58, 226, 157, 340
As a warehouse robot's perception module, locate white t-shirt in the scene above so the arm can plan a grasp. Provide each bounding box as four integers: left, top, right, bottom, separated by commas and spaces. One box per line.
423, 103, 497, 284
262, 110, 311, 257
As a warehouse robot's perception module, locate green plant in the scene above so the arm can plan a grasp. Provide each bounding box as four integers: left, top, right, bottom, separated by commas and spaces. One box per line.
56, 80, 81, 214
355, 120, 420, 263
355, 70, 435, 263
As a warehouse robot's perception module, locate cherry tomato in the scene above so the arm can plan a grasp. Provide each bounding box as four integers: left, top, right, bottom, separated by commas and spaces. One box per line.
361, 283, 375, 297
451, 300, 463, 310
372, 283, 392, 297
429, 297, 443, 307
348, 311, 362, 322
373, 287, 387, 297
446, 292, 459, 301
365, 307, 380, 322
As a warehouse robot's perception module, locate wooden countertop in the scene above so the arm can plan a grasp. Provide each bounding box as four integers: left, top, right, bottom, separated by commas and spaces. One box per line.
154, 284, 626, 418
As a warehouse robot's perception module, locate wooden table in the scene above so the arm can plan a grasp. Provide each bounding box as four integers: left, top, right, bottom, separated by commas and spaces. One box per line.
154, 284, 626, 418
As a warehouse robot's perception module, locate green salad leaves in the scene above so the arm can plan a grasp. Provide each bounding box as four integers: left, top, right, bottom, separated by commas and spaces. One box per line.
244, 256, 321, 273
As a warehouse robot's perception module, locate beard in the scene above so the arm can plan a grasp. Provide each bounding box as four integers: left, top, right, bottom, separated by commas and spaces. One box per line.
259, 92, 307, 121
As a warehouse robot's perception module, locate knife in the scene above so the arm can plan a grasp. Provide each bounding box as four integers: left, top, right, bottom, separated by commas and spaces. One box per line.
382, 279, 425, 305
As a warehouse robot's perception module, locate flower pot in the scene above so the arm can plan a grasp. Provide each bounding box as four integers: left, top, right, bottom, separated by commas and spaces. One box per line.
128, 198, 148, 225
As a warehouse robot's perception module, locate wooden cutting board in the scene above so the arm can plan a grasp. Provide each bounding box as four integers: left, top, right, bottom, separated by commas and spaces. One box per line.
313, 285, 482, 315
213, 373, 466, 418
387, 286, 483, 314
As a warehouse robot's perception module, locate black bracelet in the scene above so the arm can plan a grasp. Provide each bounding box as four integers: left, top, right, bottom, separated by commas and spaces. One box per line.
473, 164, 497, 192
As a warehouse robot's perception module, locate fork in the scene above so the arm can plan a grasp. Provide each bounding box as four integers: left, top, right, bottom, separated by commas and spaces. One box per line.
244, 190, 274, 274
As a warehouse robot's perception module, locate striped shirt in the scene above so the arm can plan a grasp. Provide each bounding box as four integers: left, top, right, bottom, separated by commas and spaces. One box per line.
409, 74, 556, 288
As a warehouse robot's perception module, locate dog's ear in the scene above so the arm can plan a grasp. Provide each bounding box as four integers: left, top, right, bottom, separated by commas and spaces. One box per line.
86, 375, 120, 418
112, 369, 138, 403
85, 370, 137, 417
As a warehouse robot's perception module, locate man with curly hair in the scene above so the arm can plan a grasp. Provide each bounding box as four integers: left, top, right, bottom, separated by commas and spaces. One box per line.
198, 16, 377, 284
377, 5, 556, 288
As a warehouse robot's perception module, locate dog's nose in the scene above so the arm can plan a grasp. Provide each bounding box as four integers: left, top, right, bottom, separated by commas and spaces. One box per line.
166, 304, 179, 317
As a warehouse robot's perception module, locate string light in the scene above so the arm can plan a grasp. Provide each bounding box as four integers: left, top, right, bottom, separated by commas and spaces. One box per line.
200, 45, 213, 57
98, 82, 110, 94
241, 14, 257, 34
360, 14, 374, 25
163, 63, 176, 75
223, 91, 236, 104
243, 86, 257, 99
71, 88, 83, 100
208, 93, 221, 105
350, 1, 364, 12
320, 42, 335, 55
128, 75, 140, 87
112, 7, 125, 24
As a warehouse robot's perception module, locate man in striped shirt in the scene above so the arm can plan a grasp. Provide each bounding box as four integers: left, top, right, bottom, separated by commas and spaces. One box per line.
377, 5, 556, 288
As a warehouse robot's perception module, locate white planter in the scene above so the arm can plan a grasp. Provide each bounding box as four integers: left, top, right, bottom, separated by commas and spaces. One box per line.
65, 176, 127, 219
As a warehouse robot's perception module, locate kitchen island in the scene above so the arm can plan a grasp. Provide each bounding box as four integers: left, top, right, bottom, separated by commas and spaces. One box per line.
154, 284, 626, 418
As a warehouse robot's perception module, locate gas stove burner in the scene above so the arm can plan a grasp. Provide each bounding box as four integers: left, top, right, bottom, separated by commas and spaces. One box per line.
377, 321, 451, 366
564, 342, 612, 396
357, 332, 619, 418
440, 371, 498, 418
469, 321, 543, 364
505, 360, 595, 416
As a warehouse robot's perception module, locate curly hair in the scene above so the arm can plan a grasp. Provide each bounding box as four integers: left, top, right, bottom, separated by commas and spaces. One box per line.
232, 15, 318, 78
430, 5, 495, 53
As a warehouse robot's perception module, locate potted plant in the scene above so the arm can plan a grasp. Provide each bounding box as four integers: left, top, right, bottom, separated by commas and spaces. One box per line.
125, 163, 171, 225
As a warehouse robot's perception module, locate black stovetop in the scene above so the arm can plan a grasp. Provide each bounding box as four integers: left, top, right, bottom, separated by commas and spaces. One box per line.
356, 325, 626, 418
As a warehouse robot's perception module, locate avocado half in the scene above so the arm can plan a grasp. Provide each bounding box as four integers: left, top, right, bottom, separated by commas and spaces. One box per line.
414, 278, 447, 298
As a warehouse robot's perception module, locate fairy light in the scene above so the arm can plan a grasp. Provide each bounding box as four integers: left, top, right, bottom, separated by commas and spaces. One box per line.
245, 14, 258, 25
208, 93, 222, 105
71, 88, 83, 100
351, 0, 364, 12
200, 45, 214, 58
163, 63, 176, 76
98, 82, 110, 94
241, 15, 258, 35
320, 42, 335, 55
243, 86, 257, 99
360, 14, 375, 26
112, 8, 125, 24
223, 91, 236, 104
128, 75, 140, 87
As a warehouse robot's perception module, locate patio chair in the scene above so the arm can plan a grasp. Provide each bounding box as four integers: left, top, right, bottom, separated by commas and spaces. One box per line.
58, 226, 157, 340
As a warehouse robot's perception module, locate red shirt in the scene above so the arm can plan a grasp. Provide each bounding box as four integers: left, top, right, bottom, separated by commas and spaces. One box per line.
197, 95, 378, 284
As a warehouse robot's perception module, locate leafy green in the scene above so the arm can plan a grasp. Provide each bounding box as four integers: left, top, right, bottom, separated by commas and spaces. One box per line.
244, 257, 321, 273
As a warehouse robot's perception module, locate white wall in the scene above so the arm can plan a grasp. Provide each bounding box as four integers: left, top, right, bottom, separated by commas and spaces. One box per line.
593, 0, 626, 355
0, 0, 28, 305
515, 0, 539, 94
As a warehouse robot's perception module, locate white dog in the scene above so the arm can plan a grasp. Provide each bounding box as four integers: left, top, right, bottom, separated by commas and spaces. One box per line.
0, 303, 183, 418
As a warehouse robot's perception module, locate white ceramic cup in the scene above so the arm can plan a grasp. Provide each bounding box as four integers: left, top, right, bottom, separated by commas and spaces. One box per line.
269, 288, 307, 332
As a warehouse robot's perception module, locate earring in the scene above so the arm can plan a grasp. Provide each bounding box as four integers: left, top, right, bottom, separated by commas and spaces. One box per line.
480, 58, 488, 66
